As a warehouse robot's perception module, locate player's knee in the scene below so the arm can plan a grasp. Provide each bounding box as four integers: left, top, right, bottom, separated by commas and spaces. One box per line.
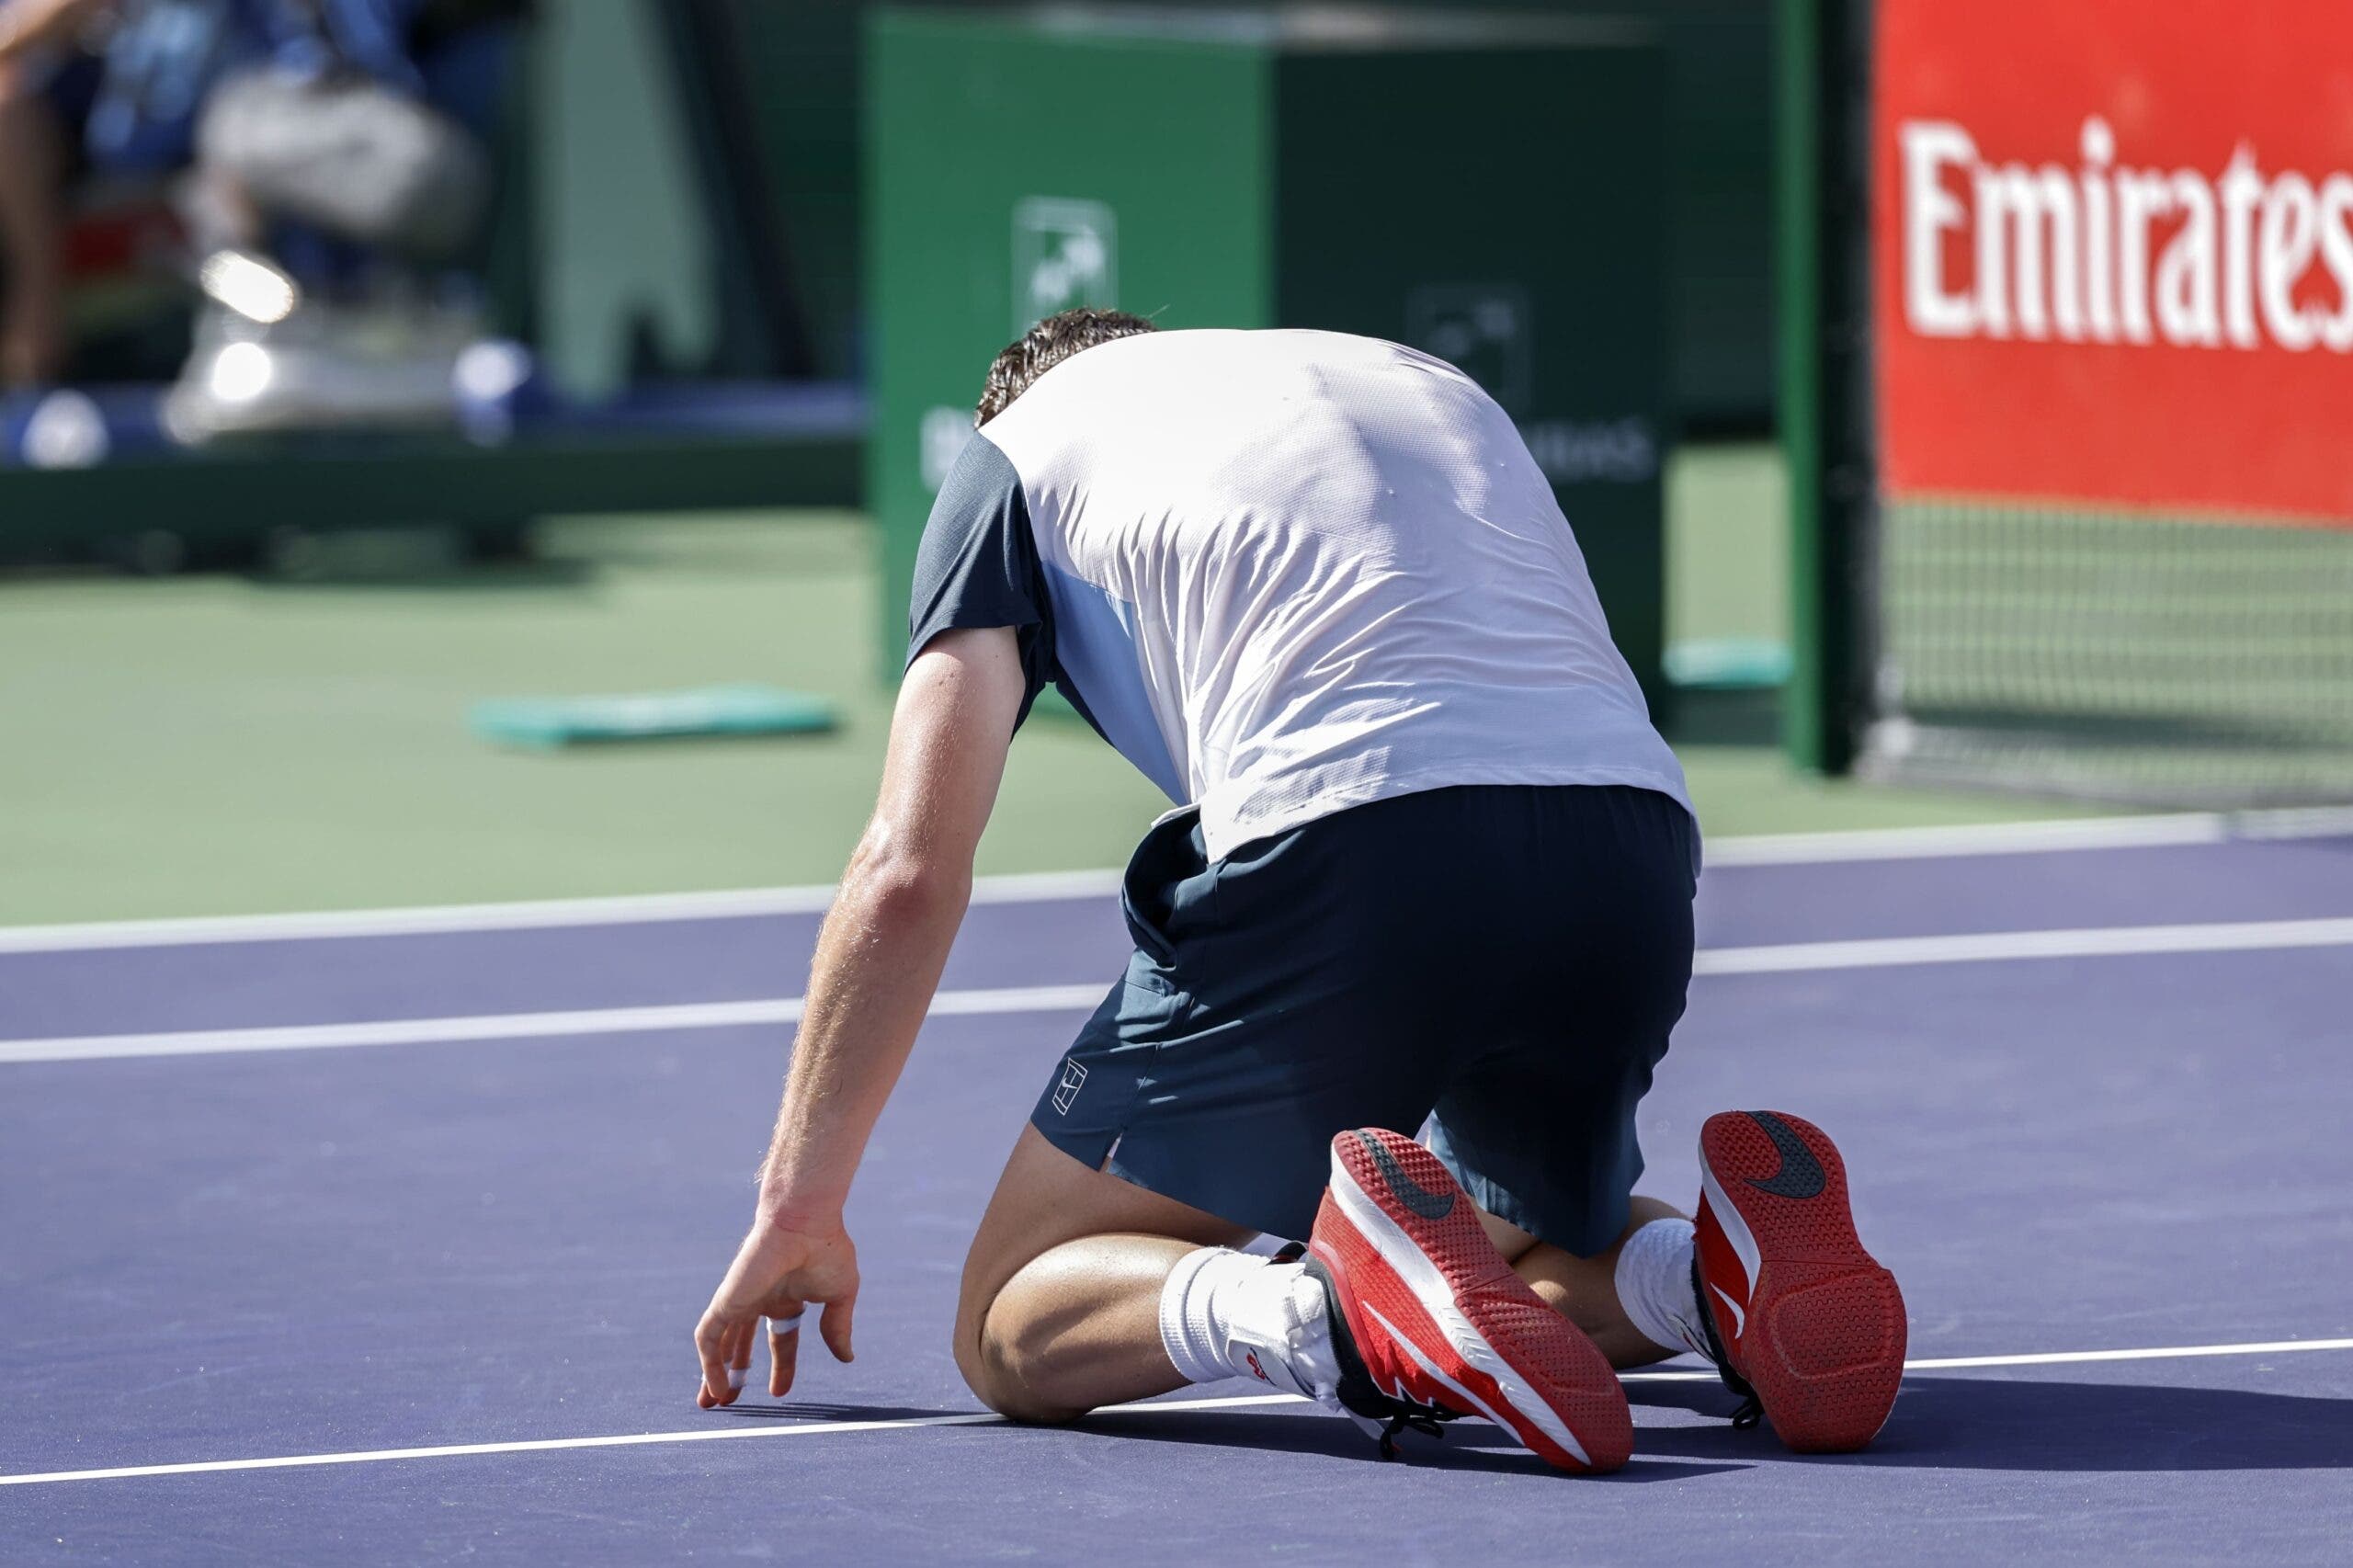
952, 1307, 1083, 1426
949, 1309, 995, 1404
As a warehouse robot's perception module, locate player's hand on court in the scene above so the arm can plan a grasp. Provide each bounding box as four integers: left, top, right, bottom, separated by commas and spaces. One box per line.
694, 1215, 859, 1407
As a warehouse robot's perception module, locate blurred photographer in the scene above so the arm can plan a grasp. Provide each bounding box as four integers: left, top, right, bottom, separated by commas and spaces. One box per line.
172, 0, 529, 437
191, 0, 522, 271
0, 0, 246, 387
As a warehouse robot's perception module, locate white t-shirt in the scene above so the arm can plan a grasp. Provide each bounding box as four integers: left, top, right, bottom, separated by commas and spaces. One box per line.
909, 327, 1694, 862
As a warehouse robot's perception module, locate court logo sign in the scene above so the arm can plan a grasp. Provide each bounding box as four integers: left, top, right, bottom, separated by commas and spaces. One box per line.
1014, 198, 1118, 333
1407, 283, 1655, 486
1051, 1056, 1088, 1115
1406, 284, 1533, 414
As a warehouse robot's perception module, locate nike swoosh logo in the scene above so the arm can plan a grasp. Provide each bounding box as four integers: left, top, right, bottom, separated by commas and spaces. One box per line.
1744, 1111, 1826, 1200
1358, 1132, 1457, 1221
1709, 1282, 1747, 1340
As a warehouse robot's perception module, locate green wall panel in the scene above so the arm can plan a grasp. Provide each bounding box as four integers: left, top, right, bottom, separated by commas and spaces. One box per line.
868, 7, 1671, 710
1273, 40, 1670, 709
868, 10, 1273, 676
741, 0, 1772, 426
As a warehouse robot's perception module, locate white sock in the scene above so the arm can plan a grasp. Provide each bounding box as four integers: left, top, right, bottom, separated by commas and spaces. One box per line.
1613, 1218, 1714, 1360
1158, 1246, 1339, 1402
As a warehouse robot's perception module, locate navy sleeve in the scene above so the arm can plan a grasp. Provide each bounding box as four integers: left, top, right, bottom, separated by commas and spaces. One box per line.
906, 433, 1055, 725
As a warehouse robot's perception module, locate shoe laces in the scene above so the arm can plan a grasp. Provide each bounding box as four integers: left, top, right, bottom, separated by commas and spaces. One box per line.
1691, 1253, 1763, 1430
1292, 1244, 1468, 1460
1370, 1398, 1463, 1460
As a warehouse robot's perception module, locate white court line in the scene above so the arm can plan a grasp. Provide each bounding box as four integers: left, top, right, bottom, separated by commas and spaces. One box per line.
7, 915, 2352, 1065
1691, 915, 2353, 976
1699, 805, 2353, 867
0, 983, 1110, 1065
5, 807, 2349, 956
0, 869, 1126, 956
0, 1392, 1296, 1490
5, 1337, 2347, 1488
1620, 1337, 2353, 1381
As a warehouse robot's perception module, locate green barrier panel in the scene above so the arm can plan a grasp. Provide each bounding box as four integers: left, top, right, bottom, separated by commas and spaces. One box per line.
867, 6, 1672, 715
0, 433, 859, 558
739, 0, 1772, 426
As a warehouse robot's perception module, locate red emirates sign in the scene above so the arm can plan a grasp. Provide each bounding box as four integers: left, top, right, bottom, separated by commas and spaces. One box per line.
1874, 0, 2353, 524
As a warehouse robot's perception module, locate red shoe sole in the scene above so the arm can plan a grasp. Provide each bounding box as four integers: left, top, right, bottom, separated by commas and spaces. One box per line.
1311, 1129, 1632, 1473
1699, 1111, 1906, 1452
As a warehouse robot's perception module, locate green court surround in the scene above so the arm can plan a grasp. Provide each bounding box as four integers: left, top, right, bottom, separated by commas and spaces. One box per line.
0, 459, 2086, 924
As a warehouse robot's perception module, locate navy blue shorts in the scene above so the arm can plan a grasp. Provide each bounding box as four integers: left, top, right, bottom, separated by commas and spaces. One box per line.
1030, 783, 1697, 1256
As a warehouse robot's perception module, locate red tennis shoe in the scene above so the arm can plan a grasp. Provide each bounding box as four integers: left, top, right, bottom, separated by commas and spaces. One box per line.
1303, 1127, 1633, 1473
1693, 1110, 1907, 1451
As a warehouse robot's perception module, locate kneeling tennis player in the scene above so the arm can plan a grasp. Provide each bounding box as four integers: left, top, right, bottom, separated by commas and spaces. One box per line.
691, 312, 1907, 1469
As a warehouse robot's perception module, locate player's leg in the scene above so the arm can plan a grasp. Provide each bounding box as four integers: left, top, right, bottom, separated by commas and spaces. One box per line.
949, 806, 1421, 1426
1422, 782, 1721, 1372
1479, 1198, 1697, 1369
951, 803, 1444, 1422
952, 930, 1418, 1427
1475, 1119, 1909, 1454
1428, 784, 1907, 1448
957, 1119, 1639, 1473
953, 1122, 1255, 1423
954, 802, 1635, 1470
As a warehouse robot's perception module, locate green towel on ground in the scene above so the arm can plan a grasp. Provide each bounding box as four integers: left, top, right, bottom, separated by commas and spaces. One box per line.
471, 685, 839, 748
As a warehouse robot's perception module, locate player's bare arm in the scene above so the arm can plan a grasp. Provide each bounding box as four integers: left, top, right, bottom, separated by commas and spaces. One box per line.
692, 626, 1025, 1408
690, 314, 1904, 1469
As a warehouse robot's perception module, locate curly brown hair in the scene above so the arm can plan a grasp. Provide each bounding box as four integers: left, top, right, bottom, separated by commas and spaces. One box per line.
975, 307, 1158, 426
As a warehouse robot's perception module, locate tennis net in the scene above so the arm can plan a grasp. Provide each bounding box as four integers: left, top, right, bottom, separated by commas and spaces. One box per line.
1786, 0, 2353, 806
1863, 502, 2353, 804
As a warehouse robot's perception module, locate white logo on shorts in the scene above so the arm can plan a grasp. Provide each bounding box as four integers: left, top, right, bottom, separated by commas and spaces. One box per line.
1051, 1058, 1089, 1115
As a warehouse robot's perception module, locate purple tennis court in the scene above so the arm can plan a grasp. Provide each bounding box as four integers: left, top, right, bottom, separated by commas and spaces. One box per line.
5, 818, 2351, 1563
